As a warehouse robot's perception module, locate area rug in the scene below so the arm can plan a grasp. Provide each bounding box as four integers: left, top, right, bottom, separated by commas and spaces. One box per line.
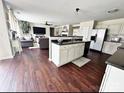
72, 57, 91, 67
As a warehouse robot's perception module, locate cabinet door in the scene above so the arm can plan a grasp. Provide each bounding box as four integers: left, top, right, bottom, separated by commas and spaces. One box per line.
110, 43, 121, 54
60, 47, 68, 66
107, 24, 121, 35
73, 44, 78, 59
102, 42, 121, 55
119, 24, 124, 35
80, 27, 91, 41
78, 43, 85, 57
73, 28, 79, 36
102, 42, 111, 54
68, 45, 75, 62
102, 65, 124, 92
99, 65, 112, 92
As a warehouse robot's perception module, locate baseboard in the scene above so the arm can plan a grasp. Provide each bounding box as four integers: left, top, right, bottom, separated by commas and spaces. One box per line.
48, 58, 52, 61
90, 49, 102, 53
0, 55, 13, 61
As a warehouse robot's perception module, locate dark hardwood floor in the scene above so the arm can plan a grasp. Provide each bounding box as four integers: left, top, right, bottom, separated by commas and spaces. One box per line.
0, 49, 110, 92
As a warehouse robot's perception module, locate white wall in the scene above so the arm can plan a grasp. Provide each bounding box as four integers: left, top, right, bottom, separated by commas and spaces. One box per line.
95, 18, 124, 42
0, 0, 13, 60
20, 23, 50, 38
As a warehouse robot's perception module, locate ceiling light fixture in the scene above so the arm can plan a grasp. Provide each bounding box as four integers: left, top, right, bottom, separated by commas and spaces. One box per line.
108, 9, 119, 14
76, 8, 80, 13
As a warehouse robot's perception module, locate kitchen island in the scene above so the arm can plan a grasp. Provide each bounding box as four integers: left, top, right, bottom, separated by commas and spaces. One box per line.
49, 36, 83, 61
51, 40, 85, 67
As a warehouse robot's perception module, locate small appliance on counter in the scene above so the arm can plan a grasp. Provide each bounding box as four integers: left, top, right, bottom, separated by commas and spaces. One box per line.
110, 37, 121, 43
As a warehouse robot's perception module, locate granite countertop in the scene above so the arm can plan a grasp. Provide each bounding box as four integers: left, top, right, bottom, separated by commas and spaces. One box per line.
51, 36, 83, 37
106, 47, 124, 70
105, 41, 121, 43
52, 39, 90, 45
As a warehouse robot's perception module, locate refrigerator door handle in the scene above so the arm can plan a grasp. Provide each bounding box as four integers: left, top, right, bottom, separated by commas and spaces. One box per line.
94, 34, 97, 42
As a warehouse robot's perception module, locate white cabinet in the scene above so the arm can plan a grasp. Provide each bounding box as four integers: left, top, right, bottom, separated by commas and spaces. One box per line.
100, 65, 124, 92
107, 24, 121, 35
74, 44, 80, 59
79, 43, 85, 57
95, 24, 108, 29
102, 42, 121, 55
73, 28, 80, 36
52, 43, 85, 67
119, 24, 124, 35
68, 45, 75, 62
60, 46, 68, 65
54, 25, 73, 36
102, 42, 110, 54
80, 27, 91, 41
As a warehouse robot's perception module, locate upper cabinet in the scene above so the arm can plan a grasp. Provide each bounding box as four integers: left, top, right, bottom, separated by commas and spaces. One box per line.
95, 24, 108, 29
54, 25, 73, 36
79, 20, 95, 41
107, 24, 121, 35
119, 24, 124, 35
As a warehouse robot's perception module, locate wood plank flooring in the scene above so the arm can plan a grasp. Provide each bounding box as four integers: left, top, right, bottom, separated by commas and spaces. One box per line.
0, 49, 110, 92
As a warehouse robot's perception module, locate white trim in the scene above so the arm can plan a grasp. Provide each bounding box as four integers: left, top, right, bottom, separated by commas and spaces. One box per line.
0, 55, 13, 61
48, 58, 52, 61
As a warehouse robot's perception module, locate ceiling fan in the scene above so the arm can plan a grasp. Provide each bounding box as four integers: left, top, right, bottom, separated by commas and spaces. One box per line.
44, 21, 53, 26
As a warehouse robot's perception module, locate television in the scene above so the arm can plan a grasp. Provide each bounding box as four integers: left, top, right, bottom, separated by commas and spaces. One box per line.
33, 27, 46, 34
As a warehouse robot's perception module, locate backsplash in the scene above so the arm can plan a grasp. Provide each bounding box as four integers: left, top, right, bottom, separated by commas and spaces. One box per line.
106, 34, 124, 43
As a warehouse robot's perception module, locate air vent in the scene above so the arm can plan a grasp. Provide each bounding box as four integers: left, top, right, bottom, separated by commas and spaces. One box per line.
108, 9, 119, 14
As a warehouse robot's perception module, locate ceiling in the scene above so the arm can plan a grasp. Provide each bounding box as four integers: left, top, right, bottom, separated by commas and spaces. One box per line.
5, 0, 124, 25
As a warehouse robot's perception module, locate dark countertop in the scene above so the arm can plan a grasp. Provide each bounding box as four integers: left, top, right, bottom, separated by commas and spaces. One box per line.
105, 41, 121, 43
106, 48, 124, 70
52, 39, 90, 45
51, 36, 83, 37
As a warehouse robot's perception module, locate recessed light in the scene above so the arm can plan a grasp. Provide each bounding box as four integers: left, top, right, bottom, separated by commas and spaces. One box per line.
108, 9, 119, 14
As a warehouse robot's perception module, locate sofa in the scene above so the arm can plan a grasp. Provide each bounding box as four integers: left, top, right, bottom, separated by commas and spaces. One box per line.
21, 40, 33, 48
39, 38, 49, 49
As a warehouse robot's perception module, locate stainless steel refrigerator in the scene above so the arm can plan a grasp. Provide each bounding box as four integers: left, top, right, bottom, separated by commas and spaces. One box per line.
90, 29, 107, 51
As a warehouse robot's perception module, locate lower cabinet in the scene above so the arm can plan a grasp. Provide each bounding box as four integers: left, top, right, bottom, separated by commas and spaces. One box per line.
52, 43, 85, 67
102, 42, 121, 55
68, 45, 75, 62
60, 46, 68, 65
79, 43, 85, 57
99, 64, 124, 92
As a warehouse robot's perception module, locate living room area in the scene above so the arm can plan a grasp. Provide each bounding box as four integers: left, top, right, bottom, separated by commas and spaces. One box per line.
9, 9, 52, 55
19, 23, 50, 50
1, 0, 124, 92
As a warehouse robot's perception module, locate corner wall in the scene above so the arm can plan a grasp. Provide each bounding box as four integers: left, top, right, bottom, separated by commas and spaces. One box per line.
0, 0, 13, 60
